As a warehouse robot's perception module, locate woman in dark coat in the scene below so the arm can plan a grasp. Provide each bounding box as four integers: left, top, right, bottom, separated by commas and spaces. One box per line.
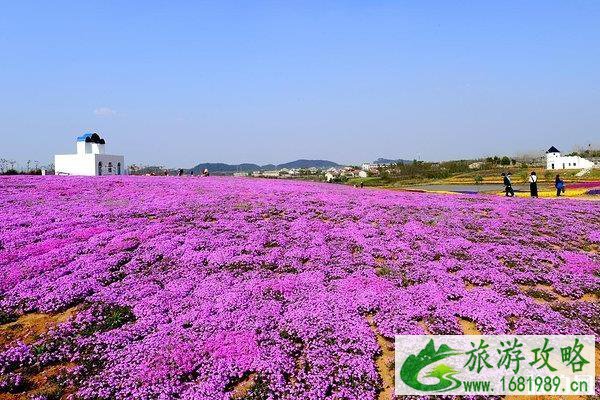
529, 171, 538, 197
501, 173, 514, 197
555, 174, 565, 196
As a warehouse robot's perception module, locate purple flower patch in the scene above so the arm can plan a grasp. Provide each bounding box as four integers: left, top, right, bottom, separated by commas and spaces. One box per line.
0, 175, 598, 399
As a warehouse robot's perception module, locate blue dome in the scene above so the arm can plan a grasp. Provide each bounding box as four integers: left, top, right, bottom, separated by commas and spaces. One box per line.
76, 133, 93, 142
77, 132, 105, 144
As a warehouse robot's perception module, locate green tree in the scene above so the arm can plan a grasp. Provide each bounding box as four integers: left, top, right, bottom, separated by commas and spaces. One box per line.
500, 156, 511, 166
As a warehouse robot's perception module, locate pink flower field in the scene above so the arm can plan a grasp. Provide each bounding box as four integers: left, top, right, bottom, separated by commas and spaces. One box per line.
0, 176, 599, 399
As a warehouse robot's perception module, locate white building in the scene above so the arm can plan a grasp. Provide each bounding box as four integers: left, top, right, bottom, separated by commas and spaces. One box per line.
262, 170, 280, 178
546, 146, 594, 170
55, 133, 125, 176
468, 161, 484, 170
361, 163, 381, 173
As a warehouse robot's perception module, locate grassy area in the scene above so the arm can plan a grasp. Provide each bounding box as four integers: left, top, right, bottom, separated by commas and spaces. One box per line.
346, 176, 455, 187
513, 187, 594, 198
436, 167, 600, 185
343, 167, 600, 200
345, 167, 600, 187
345, 176, 385, 186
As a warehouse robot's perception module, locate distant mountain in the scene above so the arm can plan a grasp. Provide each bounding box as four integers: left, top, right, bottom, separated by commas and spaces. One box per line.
277, 159, 340, 169
261, 164, 277, 170
190, 163, 261, 174
190, 159, 340, 174
373, 157, 412, 165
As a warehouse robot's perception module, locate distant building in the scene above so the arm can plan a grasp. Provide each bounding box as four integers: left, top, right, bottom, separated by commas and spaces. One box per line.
361, 163, 381, 172
55, 133, 125, 176
468, 161, 484, 170
233, 172, 248, 177
546, 146, 594, 170
262, 170, 280, 178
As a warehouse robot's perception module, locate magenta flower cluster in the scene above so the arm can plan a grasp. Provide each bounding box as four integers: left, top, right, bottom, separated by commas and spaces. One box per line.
0, 176, 598, 399
567, 181, 600, 189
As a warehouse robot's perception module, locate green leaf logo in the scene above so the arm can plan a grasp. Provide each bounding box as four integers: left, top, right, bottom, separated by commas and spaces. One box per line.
400, 339, 462, 392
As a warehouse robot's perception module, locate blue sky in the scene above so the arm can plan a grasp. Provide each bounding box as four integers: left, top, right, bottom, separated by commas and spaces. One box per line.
1, 1, 599, 167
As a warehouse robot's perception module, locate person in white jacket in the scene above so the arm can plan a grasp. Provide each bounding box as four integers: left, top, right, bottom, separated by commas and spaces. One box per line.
529, 171, 538, 198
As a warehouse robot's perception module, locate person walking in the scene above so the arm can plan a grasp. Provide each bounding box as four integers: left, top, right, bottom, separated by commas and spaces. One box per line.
555, 174, 565, 196
506, 172, 515, 197
529, 171, 538, 198
502, 172, 514, 197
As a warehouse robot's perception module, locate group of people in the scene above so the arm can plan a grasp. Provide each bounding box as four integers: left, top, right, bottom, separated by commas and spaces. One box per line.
176, 168, 210, 177
501, 172, 566, 198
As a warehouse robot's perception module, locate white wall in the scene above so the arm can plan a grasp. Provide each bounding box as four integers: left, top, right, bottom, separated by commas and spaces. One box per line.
77, 141, 91, 155
91, 143, 105, 154
76, 141, 106, 155
55, 154, 97, 176
546, 153, 594, 170
96, 154, 125, 175
55, 154, 125, 176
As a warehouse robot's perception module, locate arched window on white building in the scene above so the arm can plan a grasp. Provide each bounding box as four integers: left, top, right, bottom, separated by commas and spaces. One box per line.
108, 162, 113, 173
98, 161, 103, 176
117, 162, 121, 175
